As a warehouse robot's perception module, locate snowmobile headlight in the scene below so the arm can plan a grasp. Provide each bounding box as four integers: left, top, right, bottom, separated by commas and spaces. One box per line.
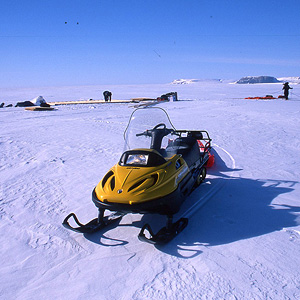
126, 154, 149, 166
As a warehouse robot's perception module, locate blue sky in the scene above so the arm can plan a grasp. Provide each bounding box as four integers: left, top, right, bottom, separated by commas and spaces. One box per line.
1, 0, 300, 87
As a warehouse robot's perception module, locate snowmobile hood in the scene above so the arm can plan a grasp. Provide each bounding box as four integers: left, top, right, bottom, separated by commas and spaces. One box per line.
94, 149, 189, 205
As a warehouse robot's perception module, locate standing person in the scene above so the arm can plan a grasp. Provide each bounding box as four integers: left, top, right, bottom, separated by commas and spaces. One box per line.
103, 91, 112, 102
103, 91, 109, 102
108, 91, 112, 102
282, 82, 293, 100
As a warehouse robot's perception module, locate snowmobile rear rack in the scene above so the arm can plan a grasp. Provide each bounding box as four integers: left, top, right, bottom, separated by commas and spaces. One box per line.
175, 130, 211, 141
175, 130, 212, 152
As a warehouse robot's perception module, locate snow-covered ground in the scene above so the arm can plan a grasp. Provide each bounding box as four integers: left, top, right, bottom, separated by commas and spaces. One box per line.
1, 81, 300, 299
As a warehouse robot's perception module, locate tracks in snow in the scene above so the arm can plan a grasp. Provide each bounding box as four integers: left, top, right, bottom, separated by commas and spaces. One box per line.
181, 144, 237, 219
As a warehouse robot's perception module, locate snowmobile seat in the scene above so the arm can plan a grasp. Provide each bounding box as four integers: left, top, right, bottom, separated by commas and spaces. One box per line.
166, 136, 201, 167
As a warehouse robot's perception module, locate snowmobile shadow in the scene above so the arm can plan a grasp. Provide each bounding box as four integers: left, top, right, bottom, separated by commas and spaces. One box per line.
83, 218, 151, 247
158, 177, 299, 258
85, 233, 128, 247
84, 218, 130, 247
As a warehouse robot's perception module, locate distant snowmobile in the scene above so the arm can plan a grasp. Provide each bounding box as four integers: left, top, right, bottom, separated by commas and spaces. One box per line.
63, 107, 214, 244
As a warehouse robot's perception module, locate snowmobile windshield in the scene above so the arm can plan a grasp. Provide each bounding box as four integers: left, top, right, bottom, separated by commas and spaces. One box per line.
123, 107, 176, 152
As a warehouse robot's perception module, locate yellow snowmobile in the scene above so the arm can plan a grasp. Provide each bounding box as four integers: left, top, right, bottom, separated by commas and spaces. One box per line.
63, 107, 214, 244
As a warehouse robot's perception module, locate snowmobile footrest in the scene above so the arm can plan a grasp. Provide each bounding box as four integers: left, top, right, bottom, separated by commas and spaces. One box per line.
138, 217, 188, 245
62, 212, 124, 234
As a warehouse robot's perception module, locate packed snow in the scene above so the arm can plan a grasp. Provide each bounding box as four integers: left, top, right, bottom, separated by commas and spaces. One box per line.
1, 81, 300, 299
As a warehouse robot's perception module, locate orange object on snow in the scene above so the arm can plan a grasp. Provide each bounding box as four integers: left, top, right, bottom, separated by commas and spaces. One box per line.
197, 140, 215, 167
245, 96, 276, 100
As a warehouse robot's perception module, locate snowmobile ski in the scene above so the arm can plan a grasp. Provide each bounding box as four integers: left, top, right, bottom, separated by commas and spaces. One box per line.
62, 210, 124, 234
138, 216, 188, 245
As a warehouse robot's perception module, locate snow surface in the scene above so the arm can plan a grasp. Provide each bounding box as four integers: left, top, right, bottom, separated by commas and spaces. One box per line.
1, 82, 300, 299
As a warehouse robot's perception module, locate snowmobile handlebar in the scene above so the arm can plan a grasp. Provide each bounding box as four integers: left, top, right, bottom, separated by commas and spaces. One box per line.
136, 123, 175, 151
136, 123, 174, 138
136, 130, 151, 137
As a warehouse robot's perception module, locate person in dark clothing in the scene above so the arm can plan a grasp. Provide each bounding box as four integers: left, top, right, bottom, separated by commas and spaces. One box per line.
282, 82, 293, 100
103, 91, 112, 102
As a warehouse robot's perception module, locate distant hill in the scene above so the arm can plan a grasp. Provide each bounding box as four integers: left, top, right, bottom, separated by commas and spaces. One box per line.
235, 76, 280, 84
171, 76, 300, 85
171, 79, 222, 84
